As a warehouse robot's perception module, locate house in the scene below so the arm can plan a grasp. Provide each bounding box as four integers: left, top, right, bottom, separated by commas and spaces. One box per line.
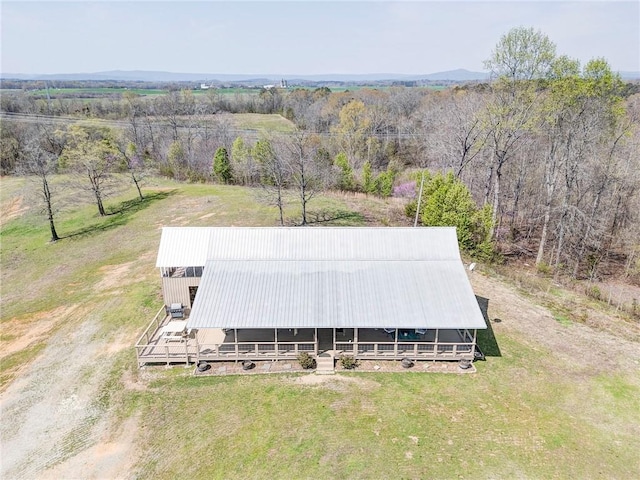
136, 227, 487, 368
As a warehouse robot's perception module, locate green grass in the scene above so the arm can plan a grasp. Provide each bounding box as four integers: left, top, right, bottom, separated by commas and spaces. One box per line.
2, 175, 639, 478
130, 357, 640, 479
0, 176, 389, 382
231, 113, 297, 132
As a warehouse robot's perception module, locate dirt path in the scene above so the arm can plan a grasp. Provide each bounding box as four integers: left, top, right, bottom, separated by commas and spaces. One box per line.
0, 304, 138, 479
470, 271, 640, 377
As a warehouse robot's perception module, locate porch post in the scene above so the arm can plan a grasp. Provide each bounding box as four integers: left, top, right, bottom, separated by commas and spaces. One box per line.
394, 329, 398, 357
435, 329, 439, 356
234, 329, 238, 343
333, 328, 336, 352
314, 328, 318, 355
472, 329, 477, 355
275, 328, 278, 359
184, 337, 189, 366
354, 328, 358, 354
195, 332, 200, 365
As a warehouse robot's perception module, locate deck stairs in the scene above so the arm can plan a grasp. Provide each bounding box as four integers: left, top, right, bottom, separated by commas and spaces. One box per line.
315, 352, 335, 375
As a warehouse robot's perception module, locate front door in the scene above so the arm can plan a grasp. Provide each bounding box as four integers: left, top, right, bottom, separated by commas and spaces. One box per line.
189, 286, 198, 308
317, 328, 334, 353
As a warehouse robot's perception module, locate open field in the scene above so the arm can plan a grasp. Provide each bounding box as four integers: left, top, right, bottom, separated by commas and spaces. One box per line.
0, 111, 297, 135
1, 176, 639, 479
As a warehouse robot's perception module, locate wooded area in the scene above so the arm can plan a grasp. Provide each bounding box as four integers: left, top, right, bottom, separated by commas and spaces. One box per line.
2, 27, 639, 284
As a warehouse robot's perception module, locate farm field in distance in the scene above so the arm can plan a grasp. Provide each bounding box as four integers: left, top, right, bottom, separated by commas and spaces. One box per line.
1, 176, 639, 479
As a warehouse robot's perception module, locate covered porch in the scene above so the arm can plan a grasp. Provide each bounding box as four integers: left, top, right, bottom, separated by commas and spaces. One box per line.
136, 311, 478, 366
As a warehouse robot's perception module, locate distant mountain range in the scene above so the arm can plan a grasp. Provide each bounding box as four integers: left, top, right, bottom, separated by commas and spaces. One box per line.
2, 69, 492, 83
3, 68, 638, 83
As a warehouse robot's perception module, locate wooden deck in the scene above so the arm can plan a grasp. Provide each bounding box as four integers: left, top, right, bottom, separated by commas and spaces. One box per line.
135, 310, 478, 366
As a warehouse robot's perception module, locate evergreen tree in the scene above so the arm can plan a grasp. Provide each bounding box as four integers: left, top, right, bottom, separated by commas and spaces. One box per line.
362, 161, 375, 194
212, 147, 232, 184
334, 152, 356, 191
412, 171, 494, 257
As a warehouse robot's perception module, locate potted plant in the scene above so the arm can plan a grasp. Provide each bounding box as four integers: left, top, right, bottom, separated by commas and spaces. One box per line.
401, 357, 414, 369
241, 360, 255, 370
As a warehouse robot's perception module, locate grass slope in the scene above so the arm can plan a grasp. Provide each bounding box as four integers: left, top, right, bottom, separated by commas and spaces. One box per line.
1, 176, 638, 479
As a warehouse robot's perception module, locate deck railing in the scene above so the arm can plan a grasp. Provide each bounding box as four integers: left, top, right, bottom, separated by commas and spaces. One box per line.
195, 341, 317, 363
335, 341, 474, 359
135, 306, 167, 346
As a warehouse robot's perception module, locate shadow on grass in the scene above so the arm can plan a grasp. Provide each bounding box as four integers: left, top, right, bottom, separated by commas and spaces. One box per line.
64, 190, 175, 239
293, 209, 367, 226
476, 295, 502, 357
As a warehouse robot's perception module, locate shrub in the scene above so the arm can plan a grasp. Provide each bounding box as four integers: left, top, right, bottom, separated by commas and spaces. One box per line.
339, 355, 358, 370
585, 285, 602, 301
297, 352, 316, 369
408, 170, 495, 258
536, 261, 552, 275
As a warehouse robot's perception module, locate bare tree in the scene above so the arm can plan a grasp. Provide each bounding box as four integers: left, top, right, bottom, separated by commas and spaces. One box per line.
283, 131, 325, 225
20, 139, 60, 241
254, 137, 289, 226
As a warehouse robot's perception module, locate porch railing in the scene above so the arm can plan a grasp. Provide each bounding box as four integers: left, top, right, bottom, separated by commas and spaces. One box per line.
195, 341, 317, 363
335, 341, 474, 359
135, 306, 167, 346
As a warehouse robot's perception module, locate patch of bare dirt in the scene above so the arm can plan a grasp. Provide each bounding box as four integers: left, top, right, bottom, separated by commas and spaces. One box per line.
94, 262, 135, 292
37, 414, 141, 480
292, 373, 381, 390
0, 305, 79, 359
469, 270, 640, 377
0, 196, 29, 226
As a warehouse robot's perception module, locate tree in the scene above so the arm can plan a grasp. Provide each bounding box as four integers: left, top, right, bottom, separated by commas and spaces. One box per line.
283, 131, 325, 225
362, 161, 375, 194
412, 171, 493, 255
20, 139, 60, 241
231, 136, 255, 185
118, 140, 146, 201
254, 137, 288, 226
212, 147, 232, 184
334, 152, 356, 191
332, 100, 371, 167
375, 166, 396, 198
60, 123, 120, 216
483, 27, 556, 239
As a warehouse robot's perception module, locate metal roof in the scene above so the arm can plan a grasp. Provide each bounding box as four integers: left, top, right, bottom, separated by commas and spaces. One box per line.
156, 226, 462, 266
163, 226, 486, 331
187, 259, 487, 330
156, 227, 212, 268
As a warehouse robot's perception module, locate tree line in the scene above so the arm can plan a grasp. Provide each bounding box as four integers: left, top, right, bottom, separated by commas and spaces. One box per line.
2, 27, 639, 282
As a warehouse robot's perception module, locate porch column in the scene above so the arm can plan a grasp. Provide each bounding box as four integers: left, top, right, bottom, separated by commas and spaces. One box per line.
275, 328, 279, 359
435, 329, 439, 356
332, 328, 336, 352
394, 329, 398, 357
234, 329, 238, 343
472, 329, 477, 355
314, 328, 318, 355
354, 328, 358, 354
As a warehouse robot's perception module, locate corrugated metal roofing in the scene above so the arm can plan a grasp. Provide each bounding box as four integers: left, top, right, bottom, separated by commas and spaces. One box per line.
156, 227, 213, 267
156, 226, 462, 266
187, 259, 487, 330
159, 226, 487, 331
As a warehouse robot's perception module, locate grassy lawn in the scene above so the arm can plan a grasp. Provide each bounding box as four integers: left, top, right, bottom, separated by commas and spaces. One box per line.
1, 175, 639, 478
130, 349, 639, 479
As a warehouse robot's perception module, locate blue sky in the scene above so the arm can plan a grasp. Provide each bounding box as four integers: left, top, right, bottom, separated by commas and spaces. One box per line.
1, 1, 638, 75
